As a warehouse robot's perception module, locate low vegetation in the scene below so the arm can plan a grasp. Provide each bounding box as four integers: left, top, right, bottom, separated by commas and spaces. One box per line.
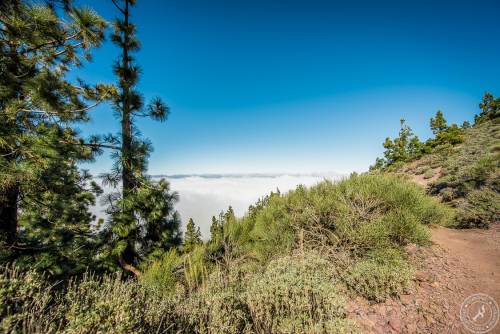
1, 174, 452, 333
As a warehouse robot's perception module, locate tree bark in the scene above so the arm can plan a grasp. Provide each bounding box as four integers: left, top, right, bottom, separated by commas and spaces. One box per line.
117, 0, 139, 277
0, 184, 19, 245
118, 257, 142, 277
121, 0, 134, 199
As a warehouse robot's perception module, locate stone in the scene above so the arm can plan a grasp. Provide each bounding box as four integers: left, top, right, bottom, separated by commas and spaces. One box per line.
400, 294, 413, 305
415, 271, 427, 281
389, 317, 402, 331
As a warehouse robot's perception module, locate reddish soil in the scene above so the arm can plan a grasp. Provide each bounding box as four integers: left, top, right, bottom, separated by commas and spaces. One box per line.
347, 224, 500, 333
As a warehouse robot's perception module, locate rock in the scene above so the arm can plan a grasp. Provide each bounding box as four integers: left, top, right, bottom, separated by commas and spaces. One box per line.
400, 294, 413, 305
415, 271, 427, 281
405, 243, 419, 255
389, 317, 402, 331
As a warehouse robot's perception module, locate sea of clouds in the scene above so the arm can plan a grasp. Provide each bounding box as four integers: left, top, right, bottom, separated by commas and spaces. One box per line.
93, 172, 345, 239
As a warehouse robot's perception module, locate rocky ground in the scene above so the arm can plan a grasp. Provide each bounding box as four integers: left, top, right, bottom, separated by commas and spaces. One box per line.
347, 224, 500, 333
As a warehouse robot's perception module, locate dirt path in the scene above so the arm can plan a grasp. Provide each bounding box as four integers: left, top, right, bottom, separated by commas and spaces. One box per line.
432, 225, 500, 304
348, 224, 500, 333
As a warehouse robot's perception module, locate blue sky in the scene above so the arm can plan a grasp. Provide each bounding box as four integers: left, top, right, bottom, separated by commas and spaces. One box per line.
75, 0, 500, 175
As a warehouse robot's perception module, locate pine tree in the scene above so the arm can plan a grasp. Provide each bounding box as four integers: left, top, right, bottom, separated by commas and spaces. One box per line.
476, 92, 499, 124
209, 215, 223, 243
225, 206, 235, 220
382, 119, 423, 164
430, 110, 448, 135
184, 218, 202, 252
101, 0, 181, 276
0, 0, 109, 272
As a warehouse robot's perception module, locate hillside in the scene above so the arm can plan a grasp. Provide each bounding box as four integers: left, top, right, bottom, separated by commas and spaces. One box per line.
392, 119, 499, 228
356, 115, 500, 333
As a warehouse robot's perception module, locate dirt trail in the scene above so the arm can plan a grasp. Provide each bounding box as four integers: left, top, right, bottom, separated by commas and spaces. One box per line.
432, 225, 500, 304
348, 224, 500, 333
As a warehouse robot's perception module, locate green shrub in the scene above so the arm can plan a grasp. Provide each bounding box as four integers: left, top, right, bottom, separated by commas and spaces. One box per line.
140, 249, 182, 293
0, 266, 183, 334
434, 124, 465, 146
183, 244, 210, 291
63, 273, 178, 333
468, 153, 499, 186
456, 188, 500, 228
423, 169, 435, 179
343, 248, 414, 302
245, 253, 358, 334
439, 187, 455, 201
244, 174, 451, 263
247, 196, 296, 263
383, 210, 431, 245
0, 265, 58, 333
181, 272, 252, 334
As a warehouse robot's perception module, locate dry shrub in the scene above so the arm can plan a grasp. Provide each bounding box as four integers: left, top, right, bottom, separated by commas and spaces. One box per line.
245, 253, 359, 334
342, 248, 414, 302
0, 265, 60, 333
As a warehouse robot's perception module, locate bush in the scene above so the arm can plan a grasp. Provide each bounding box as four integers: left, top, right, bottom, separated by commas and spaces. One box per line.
0, 266, 181, 334
62, 273, 179, 333
0, 265, 57, 333
245, 254, 358, 334
434, 124, 464, 146
183, 244, 210, 291
423, 169, 435, 179
140, 249, 182, 293
181, 271, 252, 334
247, 174, 451, 258
343, 248, 414, 302
456, 188, 500, 228
468, 153, 498, 186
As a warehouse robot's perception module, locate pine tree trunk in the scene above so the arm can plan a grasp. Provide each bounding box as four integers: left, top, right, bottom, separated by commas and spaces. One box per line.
0, 184, 19, 245
118, 257, 142, 277
1, 45, 21, 245
118, 0, 140, 277
121, 0, 133, 199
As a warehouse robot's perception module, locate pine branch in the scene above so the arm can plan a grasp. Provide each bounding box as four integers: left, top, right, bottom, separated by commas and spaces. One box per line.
24, 31, 81, 53
52, 41, 85, 57
111, 0, 126, 15
8, 243, 55, 251
59, 140, 121, 151
20, 92, 111, 117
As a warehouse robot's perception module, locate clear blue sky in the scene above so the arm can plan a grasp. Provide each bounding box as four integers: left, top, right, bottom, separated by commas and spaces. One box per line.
75, 0, 500, 174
